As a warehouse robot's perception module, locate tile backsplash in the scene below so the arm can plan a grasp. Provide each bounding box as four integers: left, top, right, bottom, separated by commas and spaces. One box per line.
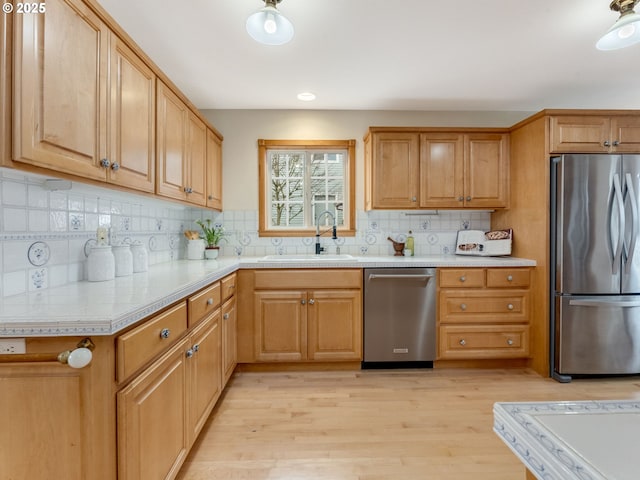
0, 167, 490, 297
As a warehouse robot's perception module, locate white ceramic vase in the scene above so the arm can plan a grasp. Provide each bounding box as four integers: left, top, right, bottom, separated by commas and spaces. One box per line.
187, 239, 205, 260
204, 247, 219, 260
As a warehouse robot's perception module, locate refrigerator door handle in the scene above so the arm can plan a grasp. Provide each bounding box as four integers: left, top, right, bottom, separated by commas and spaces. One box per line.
569, 299, 640, 308
624, 172, 638, 273
610, 174, 625, 275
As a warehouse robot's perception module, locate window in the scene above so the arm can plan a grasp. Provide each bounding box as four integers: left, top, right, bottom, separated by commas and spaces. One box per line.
258, 139, 356, 237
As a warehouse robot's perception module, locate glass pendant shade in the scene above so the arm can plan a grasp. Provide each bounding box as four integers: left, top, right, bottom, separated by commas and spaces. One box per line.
246, 4, 294, 46
597, 10, 640, 50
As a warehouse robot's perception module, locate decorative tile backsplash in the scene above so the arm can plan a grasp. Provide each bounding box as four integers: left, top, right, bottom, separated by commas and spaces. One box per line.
0, 167, 490, 297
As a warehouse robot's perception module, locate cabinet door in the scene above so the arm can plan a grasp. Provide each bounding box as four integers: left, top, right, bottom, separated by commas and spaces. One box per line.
206, 129, 223, 210
307, 290, 362, 361
13, 0, 108, 179
464, 134, 509, 208
117, 338, 189, 480
610, 116, 640, 153
186, 113, 207, 205
254, 291, 307, 362
156, 81, 187, 201
108, 36, 155, 192
188, 311, 221, 446
371, 132, 419, 208
221, 296, 237, 384
549, 116, 611, 153
419, 133, 464, 208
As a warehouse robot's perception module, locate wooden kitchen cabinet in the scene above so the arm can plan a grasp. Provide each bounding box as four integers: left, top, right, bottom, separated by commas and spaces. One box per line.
221, 295, 237, 384
420, 133, 509, 208
156, 81, 209, 206
12, 0, 156, 193
206, 129, 223, 210
437, 267, 531, 360
364, 131, 420, 209
364, 127, 509, 210
247, 269, 363, 363
550, 114, 640, 153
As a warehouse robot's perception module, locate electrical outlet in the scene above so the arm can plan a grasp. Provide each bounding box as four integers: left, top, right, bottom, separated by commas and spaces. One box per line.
0, 338, 26, 354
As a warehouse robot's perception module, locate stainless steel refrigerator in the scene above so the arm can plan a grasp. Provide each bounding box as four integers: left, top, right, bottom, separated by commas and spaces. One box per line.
552, 154, 640, 382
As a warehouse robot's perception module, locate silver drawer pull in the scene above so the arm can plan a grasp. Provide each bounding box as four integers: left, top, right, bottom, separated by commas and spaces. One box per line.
207, 298, 214, 305
309, 299, 315, 305
160, 328, 170, 339
186, 348, 194, 358
301, 299, 306, 305
223, 313, 230, 320
460, 303, 467, 311
193, 344, 200, 353
507, 338, 514, 346
459, 275, 466, 282
507, 275, 513, 282
459, 339, 466, 346
507, 304, 514, 310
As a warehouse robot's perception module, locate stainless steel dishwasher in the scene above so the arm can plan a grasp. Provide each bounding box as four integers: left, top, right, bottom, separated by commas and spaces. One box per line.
363, 268, 436, 368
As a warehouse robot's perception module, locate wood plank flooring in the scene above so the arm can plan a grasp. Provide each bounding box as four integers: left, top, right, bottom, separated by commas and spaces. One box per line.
176, 368, 640, 480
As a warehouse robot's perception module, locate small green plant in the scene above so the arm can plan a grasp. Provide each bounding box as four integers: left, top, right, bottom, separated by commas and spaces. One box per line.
195, 219, 226, 248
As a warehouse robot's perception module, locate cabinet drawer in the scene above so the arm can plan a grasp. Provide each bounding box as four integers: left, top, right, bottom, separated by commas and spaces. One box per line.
438, 325, 530, 359
439, 269, 485, 288
221, 273, 236, 301
254, 269, 362, 289
117, 302, 188, 382
486, 268, 530, 288
188, 282, 221, 326
439, 290, 529, 323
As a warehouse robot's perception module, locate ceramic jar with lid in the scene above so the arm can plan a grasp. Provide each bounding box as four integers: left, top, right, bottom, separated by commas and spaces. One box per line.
113, 244, 133, 277
87, 245, 115, 282
131, 242, 148, 272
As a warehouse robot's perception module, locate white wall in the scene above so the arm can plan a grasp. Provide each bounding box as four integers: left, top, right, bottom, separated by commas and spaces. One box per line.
201, 109, 533, 211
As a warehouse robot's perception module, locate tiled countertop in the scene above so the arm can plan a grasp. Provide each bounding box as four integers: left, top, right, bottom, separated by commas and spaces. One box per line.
0, 254, 535, 337
494, 400, 640, 480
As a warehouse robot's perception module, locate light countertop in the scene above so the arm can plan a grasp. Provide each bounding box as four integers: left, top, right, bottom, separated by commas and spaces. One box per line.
494, 400, 640, 480
0, 254, 535, 337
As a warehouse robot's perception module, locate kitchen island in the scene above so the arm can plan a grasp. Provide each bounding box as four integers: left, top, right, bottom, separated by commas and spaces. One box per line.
494, 400, 640, 480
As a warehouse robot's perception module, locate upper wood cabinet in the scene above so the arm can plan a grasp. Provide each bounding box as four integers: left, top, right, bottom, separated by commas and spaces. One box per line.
550, 115, 640, 153
156, 81, 210, 206
364, 128, 509, 210
206, 129, 223, 210
365, 131, 420, 209
12, 0, 155, 192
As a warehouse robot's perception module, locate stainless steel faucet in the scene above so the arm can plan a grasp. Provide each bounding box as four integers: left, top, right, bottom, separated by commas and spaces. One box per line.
315, 210, 337, 254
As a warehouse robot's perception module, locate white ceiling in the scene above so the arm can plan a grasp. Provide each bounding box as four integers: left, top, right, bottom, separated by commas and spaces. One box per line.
97, 0, 639, 112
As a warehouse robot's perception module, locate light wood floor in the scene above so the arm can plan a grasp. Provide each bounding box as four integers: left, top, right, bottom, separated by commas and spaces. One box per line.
176, 368, 640, 480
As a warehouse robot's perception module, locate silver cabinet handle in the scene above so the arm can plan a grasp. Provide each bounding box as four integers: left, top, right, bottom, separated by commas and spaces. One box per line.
604, 140, 611, 147
507, 304, 514, 310
223, 313, 230, 320
193, 344, 200, 353
186, 348, 194, 358
184, 187, 193, 193
160, 328, 170, 339
301, 299, 306, 305
459, 339, 466, 346
458, 196, 464, 201
411, 196, 417, 202
208, 195, 214, 200
613, 140, 620, 146
309, 299, 315, 305
460, 303, 467, 311
100, 158, 110, 168
507, 275, 513, 282
507, 338, 514, 346
466, 196, 472, 201
207, 298, 214, 305
459, 275, 466, 282
111, 162, 120, 171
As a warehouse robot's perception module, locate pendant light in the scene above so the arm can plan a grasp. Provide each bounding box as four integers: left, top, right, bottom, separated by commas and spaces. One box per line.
246, 0, 294, 46
597, 0, 640, 50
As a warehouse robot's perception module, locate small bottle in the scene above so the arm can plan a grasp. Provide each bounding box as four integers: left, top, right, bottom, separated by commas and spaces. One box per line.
406, 230, 415, 256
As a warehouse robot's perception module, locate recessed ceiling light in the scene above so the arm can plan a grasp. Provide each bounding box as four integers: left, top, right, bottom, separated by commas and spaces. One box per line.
297, 92, 316, 101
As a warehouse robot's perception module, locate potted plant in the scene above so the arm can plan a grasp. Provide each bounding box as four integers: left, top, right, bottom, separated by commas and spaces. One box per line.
195, 219, 226, 259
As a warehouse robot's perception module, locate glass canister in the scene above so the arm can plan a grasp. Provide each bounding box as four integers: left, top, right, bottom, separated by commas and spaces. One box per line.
131, 242, 148, 273
113, 244, 133, 277
87, 245, 115, 282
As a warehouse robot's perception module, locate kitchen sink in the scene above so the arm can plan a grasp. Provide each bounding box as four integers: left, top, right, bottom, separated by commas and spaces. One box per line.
258, 254, 356, 262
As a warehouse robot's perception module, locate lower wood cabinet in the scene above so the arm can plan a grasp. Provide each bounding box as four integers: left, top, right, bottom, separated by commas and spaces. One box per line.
243, 269, 363, 363
437, 267, 532, 360
222, 295, 237, 384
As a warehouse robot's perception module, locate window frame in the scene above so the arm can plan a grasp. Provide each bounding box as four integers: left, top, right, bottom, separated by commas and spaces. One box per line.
258, 139, 356, 237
